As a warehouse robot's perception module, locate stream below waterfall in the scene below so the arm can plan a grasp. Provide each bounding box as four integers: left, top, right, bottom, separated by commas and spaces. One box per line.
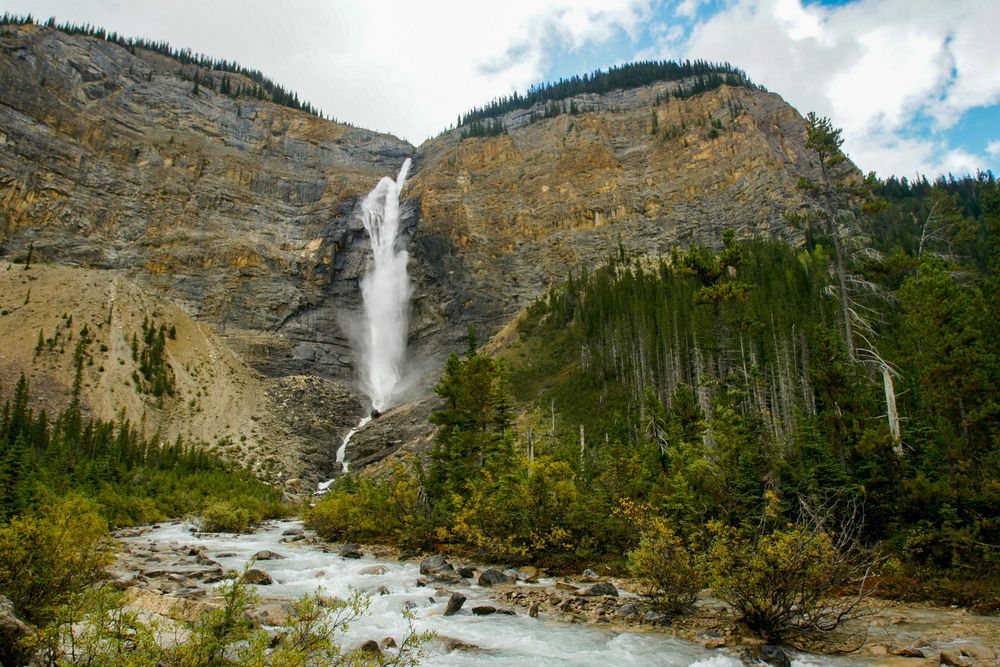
118, 520, 872, 667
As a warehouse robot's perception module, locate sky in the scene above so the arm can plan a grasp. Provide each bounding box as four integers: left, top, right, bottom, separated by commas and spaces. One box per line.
3, 0, 999, 180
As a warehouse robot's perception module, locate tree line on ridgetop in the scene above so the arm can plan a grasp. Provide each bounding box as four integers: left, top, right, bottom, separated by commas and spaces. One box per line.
457, 59, 759, 127
0, 13, 325, 118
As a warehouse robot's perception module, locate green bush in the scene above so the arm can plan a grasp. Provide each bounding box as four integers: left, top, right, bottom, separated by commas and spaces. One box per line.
627, 520, 703, 614
199, 501, 251, 533
305, 460, 426, 545
31, 570, 431, 666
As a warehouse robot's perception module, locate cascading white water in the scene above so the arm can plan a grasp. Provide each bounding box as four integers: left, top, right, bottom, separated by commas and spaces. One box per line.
359, 158, 412, 412
130, 521, 846, 667
320, 159, 412, 484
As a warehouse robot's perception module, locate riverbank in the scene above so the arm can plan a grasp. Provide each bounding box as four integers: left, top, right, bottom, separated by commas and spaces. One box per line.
113, 520, 999, 666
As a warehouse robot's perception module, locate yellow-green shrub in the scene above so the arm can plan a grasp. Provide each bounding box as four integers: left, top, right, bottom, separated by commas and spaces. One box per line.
0, 494, 114, 624
305, 460, 425, 544
704, 521, 865, 644
627, 519, 702, 614
199, 501, 251, 533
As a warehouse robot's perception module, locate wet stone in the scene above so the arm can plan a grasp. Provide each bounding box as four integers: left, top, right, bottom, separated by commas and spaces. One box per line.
444, 592, 466, 616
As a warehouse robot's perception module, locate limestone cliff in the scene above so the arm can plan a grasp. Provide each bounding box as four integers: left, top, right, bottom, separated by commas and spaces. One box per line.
407, 80, 835, 349
0, 23, 415, 382
0, 23, 853, 481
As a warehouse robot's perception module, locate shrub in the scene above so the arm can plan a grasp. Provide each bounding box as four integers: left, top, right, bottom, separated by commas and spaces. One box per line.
704, 517, 876, 647
305, 460, 427, 545
31, 569, 432, 666
0, 495, 115, 625
199, 501, 251, 533
627, 520, 703, 614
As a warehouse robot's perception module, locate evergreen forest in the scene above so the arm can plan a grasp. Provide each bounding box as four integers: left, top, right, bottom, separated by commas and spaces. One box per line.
309, 119, 1000, 613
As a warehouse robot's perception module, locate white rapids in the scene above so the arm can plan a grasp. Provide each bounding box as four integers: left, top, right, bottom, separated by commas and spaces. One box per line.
124, 520, 855, 667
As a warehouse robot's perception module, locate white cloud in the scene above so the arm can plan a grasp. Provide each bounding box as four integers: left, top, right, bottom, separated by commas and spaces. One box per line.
678, 0, 1000, 177
988, 140, 1000, 159
4, 0, 652, 144
675, 0, 705, 18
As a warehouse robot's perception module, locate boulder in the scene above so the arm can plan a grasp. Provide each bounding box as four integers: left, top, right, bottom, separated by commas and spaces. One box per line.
581, 568, 600, 581
360, 565, 387, 575
760, 646, 792, 667
642, 611, 665, 625
529, 602, 540, 618
555, 581, 579, 592
399, 547, 421, 559
432, 569, 462, 584
616, 603, 640, 619
252, 550, 285, 561
894, 647, 925, 658
740, 645, 791, 667
356, 639, 383, 659
442, 637, 481, 652
175, 587, 206, 599
0, 595, 31, 667
478, 568, 515, 587
939, 650, 967, 667
576, 582, 618, 597
243, 569, 273, 585
472, 605, 497, 616
420, 554, 450, 575
340, 544, 363, 559
444, 592, 466, 616
457, 565, 476, 578
195, 552, 219, 566
958, 645, 995, 661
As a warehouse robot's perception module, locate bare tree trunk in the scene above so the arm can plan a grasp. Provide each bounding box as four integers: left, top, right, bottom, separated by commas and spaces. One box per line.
881, 366, 902, 455
819, 162, 856, 362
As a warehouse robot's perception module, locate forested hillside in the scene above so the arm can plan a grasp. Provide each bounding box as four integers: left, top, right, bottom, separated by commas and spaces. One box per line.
310, 123, 1000, 617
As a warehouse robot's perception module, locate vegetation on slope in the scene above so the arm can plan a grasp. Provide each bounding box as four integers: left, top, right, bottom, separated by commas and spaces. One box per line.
0, 376, 286, 528
458, 59, 759, 126
0, 13, 325, 117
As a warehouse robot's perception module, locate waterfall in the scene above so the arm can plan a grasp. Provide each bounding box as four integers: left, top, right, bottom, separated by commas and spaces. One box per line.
359, 158, 412, 412
320, 159, 412, 487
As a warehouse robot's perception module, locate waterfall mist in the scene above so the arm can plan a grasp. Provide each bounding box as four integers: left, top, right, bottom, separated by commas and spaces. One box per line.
358, 158, 412, 413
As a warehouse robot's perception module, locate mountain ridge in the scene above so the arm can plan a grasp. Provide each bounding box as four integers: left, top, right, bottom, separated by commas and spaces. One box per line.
0, 22, 854, 483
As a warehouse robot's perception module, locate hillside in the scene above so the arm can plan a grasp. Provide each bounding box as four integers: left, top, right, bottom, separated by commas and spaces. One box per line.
0, 22, 860, 480
0, 262, 361, 486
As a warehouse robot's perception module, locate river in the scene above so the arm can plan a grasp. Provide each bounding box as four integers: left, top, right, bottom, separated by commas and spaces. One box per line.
121, 521, 879, 666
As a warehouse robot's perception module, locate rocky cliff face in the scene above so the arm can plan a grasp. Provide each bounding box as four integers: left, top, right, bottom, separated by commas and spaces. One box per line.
0, 24, 416, 383
0, 24, 849, 481
407, 80, 832, 347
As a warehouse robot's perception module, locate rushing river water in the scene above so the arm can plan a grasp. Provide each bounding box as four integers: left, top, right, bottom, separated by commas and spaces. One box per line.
123, 521, 853, 667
